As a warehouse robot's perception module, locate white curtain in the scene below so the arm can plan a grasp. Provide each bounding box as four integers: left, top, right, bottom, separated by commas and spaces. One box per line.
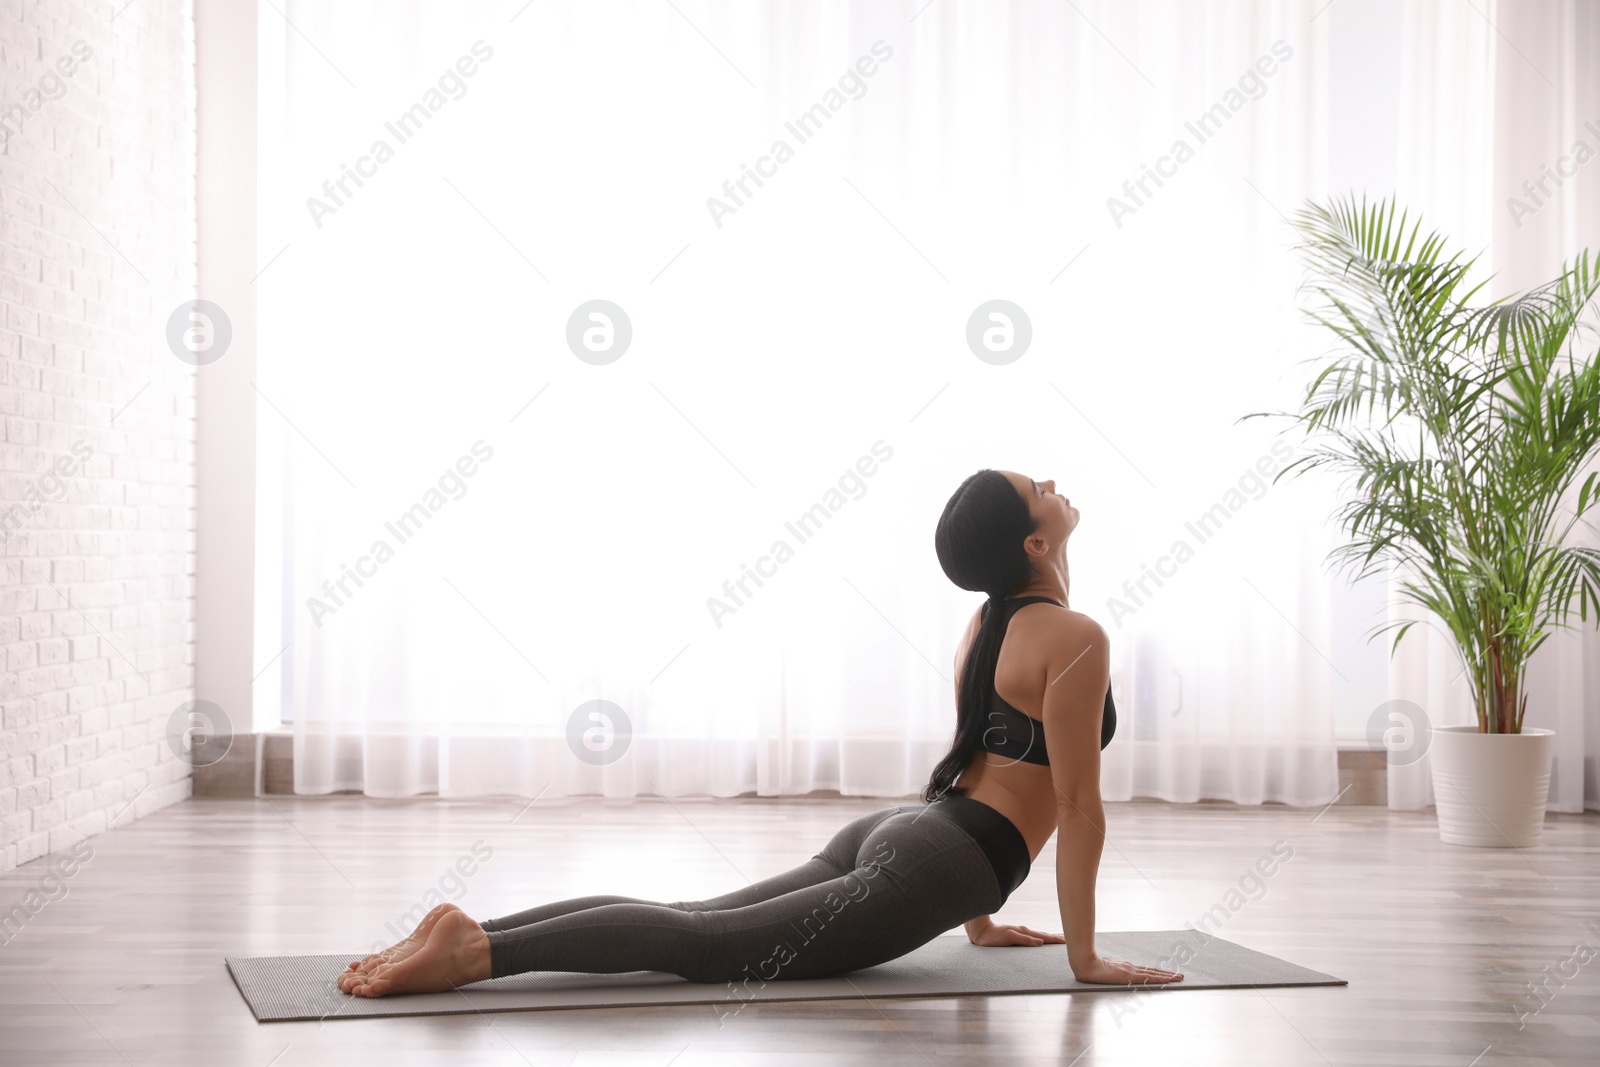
255, 0, 1345, 801
1388, 0, 1600, 813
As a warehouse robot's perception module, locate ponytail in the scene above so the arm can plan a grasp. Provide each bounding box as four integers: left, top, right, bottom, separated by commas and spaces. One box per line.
923, 470, 1037, 803
922, 596, 1010, 801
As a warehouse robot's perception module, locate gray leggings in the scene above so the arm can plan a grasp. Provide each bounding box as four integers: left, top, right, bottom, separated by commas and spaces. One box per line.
478, 803, 1010, 985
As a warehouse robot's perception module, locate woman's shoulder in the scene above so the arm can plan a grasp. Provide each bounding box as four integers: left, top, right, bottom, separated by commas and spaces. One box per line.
1012, 601, 1108, 646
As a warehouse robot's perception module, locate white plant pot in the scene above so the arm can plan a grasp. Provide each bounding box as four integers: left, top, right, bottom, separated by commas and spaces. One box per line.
1429, 725, 1556, 847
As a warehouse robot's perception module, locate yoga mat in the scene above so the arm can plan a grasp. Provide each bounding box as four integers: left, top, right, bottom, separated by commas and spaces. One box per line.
226, 929, 1346, 1022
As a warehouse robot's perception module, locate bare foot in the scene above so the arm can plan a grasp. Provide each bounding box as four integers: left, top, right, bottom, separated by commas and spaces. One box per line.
339, 903, 462, 993
344, 908, 493, 998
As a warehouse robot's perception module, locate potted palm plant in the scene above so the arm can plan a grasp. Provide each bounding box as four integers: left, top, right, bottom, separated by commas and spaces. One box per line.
1244, 195, 1600, 847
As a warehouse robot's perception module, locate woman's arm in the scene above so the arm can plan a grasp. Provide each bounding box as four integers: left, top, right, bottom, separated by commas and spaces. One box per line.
1038, 614, 1110, 973
1053, 789, 1104, 969
1039, 614, 1184, 986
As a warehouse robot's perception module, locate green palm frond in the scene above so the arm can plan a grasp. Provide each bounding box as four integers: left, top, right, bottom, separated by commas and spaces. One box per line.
1240, 195, 1600, 734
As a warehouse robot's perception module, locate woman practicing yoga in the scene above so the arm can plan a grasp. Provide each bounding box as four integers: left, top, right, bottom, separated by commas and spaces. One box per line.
339, 469, 1185, 996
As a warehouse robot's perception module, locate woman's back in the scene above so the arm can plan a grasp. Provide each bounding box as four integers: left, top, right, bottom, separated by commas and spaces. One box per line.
953, 597, 1113, 859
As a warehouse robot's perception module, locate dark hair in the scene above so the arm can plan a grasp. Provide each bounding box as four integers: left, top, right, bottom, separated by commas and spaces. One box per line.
922, 469, 1037, 803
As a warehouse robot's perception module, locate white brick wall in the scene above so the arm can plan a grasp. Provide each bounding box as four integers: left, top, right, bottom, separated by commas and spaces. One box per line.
0, 0, 196, 871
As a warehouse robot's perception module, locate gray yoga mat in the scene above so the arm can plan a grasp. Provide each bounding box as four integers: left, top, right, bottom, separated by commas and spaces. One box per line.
226, 929, 1346, 1022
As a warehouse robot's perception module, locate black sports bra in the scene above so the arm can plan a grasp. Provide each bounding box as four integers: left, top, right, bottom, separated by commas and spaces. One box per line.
979, 595, 1117, 766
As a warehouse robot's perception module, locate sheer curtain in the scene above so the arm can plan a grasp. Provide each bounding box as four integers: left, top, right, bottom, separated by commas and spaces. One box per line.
254, 0, 1344, 802
1388, 0, 1600, 813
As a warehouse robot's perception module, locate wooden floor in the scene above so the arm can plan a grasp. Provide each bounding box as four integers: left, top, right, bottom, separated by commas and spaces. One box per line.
1, 795, 1597, 1066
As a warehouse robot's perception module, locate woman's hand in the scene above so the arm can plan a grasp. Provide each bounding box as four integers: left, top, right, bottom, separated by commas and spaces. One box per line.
1071, 952, 1185, 985
968, 922, 1068, 947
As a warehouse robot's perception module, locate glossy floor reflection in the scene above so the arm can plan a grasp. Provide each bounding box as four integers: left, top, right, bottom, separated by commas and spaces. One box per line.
0, 794, 1595, 1066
